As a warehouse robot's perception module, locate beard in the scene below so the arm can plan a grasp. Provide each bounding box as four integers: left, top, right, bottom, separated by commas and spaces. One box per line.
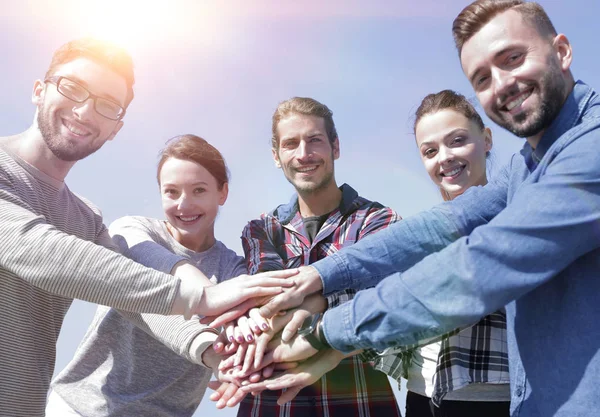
37, 102, 103, 162
286, 168, 335, 194
487, 59, 567, 138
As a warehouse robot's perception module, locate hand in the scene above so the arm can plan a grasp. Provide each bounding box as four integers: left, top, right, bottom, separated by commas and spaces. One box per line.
208, 381, 247, 409
237, 295, 328, 374
258, 266, 323, 318
197, 269, 298, 317
241, 348, 346, 404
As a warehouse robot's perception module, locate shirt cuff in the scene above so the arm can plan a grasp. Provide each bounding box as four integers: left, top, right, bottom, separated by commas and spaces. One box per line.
188, 330, 219, 368
312, 254, 351, 295
322, 302, 361, 353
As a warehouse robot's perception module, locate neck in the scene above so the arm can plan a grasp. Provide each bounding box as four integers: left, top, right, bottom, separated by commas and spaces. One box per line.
297, 181, 342, 217
5, 127, 75, 182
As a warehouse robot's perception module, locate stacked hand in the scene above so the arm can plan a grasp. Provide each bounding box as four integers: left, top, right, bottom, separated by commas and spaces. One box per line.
203, 266, 352, 407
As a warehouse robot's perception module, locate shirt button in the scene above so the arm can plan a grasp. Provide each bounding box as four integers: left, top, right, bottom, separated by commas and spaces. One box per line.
516, 387, 523, 397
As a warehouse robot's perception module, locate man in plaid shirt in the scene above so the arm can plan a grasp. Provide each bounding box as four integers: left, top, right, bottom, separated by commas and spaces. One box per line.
237, 97, 402, 417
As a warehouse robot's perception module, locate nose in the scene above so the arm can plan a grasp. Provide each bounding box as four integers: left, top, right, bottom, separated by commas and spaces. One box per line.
491, 67, 516, 101
438, 146, 453, 164
176, 192, 190, 211
72, 98, 95, 122
295, 140, 311, 161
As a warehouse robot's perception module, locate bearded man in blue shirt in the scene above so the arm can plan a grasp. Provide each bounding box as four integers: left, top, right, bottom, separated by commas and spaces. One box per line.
232, 1, 600, 416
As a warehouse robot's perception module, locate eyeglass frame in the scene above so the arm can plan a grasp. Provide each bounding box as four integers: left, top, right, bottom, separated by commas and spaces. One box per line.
44, 75, 126, 121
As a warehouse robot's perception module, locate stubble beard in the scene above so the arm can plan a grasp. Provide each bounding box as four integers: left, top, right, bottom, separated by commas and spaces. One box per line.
37, 103, 103, 162
489, 59, 567, 139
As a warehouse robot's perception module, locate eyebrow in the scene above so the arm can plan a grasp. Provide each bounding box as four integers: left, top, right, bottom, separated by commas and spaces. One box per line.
161, 181, 209, 187
469, 46, 519, 85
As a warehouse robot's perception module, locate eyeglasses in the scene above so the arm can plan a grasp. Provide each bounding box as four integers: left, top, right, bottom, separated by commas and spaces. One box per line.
44, 76, 126, 121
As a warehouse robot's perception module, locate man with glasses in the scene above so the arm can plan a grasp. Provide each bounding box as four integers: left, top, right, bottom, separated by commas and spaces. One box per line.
0, 38, 277, 416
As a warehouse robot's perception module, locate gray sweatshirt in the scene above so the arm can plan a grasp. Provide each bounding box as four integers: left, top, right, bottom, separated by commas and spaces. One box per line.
50, 216, 246, 416
0, 145, 181, 417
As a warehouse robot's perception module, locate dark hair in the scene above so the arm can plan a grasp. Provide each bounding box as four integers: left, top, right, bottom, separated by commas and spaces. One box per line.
271, 97, 338, 150
157, 134, 229, 190
452, 0, 557, 55
45, 37, 135, 108
414, 90, 484, 134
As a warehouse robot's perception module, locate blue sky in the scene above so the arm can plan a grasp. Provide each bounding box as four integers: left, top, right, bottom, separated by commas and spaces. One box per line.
2, 1, 597, 415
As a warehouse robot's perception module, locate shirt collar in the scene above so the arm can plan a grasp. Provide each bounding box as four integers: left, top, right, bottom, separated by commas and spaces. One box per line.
530, 80, 595, 164
272, 183, 358, 224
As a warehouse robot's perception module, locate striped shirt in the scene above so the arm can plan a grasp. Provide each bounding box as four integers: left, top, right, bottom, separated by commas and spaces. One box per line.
239, 183, 402, 417
363, 310, 510, 406
0, 143, 181, 416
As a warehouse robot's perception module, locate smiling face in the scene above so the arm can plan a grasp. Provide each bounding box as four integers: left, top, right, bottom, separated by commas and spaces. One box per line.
416, 109, 492, 200
273, 113, 339, 195
33, 57, 127, 162
159, 157, 228, 252
460, 9, 572, 145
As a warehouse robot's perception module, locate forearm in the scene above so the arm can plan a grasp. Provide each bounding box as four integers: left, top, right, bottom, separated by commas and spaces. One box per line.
313, 182, 507, 295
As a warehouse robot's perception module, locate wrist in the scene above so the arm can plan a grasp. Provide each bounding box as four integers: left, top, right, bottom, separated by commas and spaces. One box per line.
299, 266, 324, 294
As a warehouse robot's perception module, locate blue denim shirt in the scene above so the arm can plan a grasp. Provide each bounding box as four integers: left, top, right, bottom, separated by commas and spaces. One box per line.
313, 81, 600, 417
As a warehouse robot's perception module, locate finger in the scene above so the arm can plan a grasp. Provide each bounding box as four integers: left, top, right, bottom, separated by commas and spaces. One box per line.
281, 310, 310, 342
277, 385, 303, 405
234, 325, 245, 345
209, 299, 258, 327
259, 293, 295, 318
274, 362, 299, 370
218, 354, 236, 371
253, 269, 299, 279
237, 316, 254, 343
223, 342, 238, 356
261, 364, 275, 378
234, 343, 247, 367
225, 322, 236, 344
241, 343, 256, 375
208, 381, 225, 401
246, 317, 262, 336
242, 286, 288, 300
216, 383, 240, 409
253, 334, 271, 369
248, 308, 269, 332
213, 332, 228, 353
248, 370, 263, 382
226, 387, 248, 407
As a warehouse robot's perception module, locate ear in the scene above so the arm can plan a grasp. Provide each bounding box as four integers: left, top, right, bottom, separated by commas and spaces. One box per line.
553, 34, 572, 73
31, 80, 45, 105
272, 147, 282, 168
483, 127, 493, 153
218, 182, 229, 206
106, 121, 124, 142
332, 137, 340, 160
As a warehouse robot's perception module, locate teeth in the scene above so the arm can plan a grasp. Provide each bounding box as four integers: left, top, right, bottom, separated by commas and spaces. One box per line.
297, 166, 317, 173
505, 91, 532, 111
64, 120, 90, 136
179, 215, 199, 222
442, 167, 462, 177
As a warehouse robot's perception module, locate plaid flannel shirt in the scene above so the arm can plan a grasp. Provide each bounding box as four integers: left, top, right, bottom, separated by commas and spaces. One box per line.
362, 310, 510, 406
239, 184, 402, 417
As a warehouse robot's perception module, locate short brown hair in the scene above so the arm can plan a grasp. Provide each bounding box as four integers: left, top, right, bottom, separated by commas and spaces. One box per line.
452, 0, 557, 55
157, 134, 230, 190
45, 38, 135, 108
271, 97, 338, 150
414, 90, 485, 135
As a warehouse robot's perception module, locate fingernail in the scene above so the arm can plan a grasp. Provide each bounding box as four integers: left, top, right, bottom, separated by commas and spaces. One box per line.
237, 336, 244, 343
254, 326, 260, 332
247, 335, 254, 342
261, 323, 269, 330
241, 380, 249, 386
229, 336, 234, 343
214, 343, 223, 350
